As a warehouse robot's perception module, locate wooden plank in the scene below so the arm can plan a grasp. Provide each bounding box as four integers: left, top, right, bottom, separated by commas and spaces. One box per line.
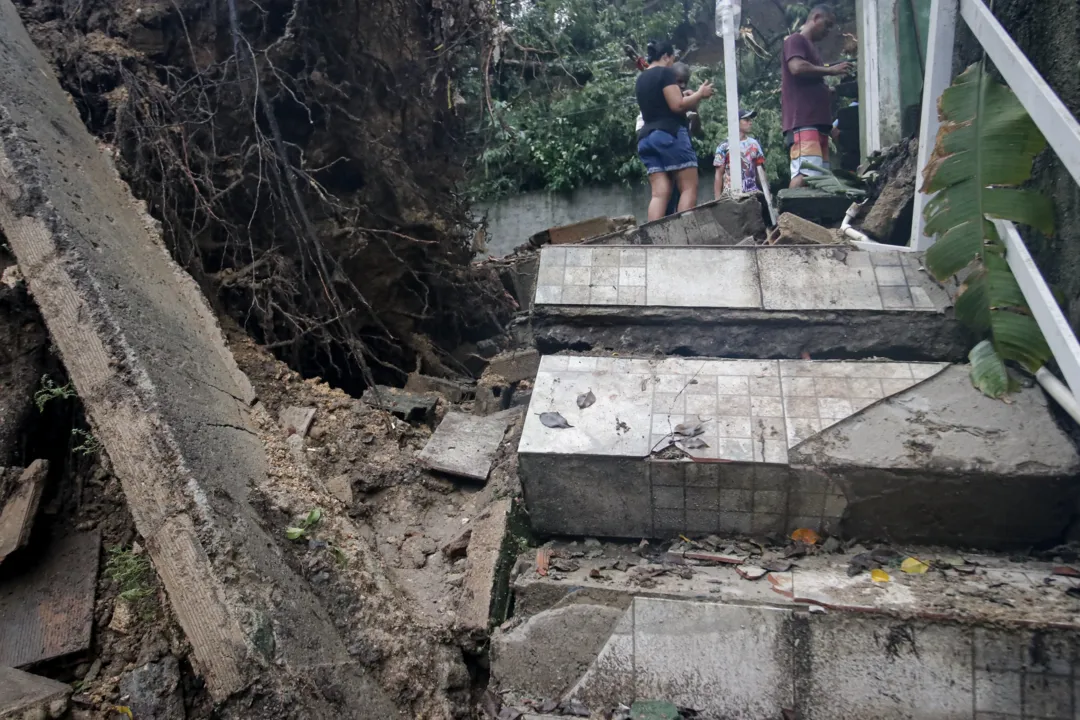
0, 460, 46, 562
961, 0, 1080, 188
997, 220, 1080, 406
548, 217, 614, 246
0, 530, 99, 667
910, 0, 958, 250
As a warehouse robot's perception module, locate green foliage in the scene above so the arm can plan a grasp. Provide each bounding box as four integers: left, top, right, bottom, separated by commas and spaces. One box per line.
921, 63, 1054, 398
71, 428, 103, 457
467, 0, 855, 197
34, 375, 76, 413
803, 165, 868, 199
105, 546, 157, 619
285, 507, 323, 541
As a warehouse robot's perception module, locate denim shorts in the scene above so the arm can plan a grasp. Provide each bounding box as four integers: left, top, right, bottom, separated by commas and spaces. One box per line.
638, 127, 698, 175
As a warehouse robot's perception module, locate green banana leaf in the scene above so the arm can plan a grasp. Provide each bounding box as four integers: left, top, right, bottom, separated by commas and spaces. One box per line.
920, 63, 1056, 393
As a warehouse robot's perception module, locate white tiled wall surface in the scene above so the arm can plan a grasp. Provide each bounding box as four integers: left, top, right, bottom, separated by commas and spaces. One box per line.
519, 355, 950, 537
534, 245, 944, 311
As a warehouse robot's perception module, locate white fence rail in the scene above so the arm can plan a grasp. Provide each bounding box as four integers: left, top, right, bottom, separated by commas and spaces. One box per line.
910, 0, 1080, 411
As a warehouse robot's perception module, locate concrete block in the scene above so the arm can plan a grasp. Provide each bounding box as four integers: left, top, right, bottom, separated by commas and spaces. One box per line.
773, 212, 839, 245
519, 356, 1078, 547
457, 499, 512, 636
404, 373, 474, 403
484, 348, 541, 384
0, 460, 46, 562
568, 598, 795, 718
418, 410, 515, 482
361, 385, 438, 422
491, 603, 625, 698
790, 366, 1080, 548
0, 666, 70, 718
532, 245, 967, 362
279, 406, 315, 437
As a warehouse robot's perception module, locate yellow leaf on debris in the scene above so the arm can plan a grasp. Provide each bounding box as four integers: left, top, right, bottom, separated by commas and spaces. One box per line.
790, 528, 821, 545
871, 568, 890, 583
901, 557, 930, 574
114, 708, 134, 719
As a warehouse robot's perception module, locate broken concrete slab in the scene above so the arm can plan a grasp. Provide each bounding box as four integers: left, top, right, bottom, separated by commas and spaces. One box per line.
554, 596, 1080, 719
529, 217, 619, 247
0, 460, 46, 562
326, 474, 353, 505
585, 196, 766, 247
484, 349, 541, 385
362, 385, 439, 422
279, 406, 316, 437
0, 530, 99, 667
532, 245, 967, 362
491, 603, 625, 699
789, 365, 1080, 547
404, 373, 474, 403
419, 410, 515, 481
474, 375, 513, 416
771, 212, 839, 245
568, 599, 796, 716
518, 356, 1077, 547
0, 666, 70, 719
457, 498, 513, 636
0, 6, 399, 712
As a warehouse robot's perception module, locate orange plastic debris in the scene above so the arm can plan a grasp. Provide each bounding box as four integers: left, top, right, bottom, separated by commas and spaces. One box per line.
790, 528, 821, 545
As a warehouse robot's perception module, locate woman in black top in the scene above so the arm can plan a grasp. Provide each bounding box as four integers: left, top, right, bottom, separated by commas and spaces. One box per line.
635, 41, 714, 221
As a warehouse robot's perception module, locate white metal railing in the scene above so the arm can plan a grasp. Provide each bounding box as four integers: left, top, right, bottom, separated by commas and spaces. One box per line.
910, 0, 1080, 411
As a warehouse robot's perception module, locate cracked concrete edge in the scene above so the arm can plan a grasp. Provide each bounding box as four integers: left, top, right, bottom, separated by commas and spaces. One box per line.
0, 3, 257, 699
0, 162, 251, 699
532, 311, 970, 363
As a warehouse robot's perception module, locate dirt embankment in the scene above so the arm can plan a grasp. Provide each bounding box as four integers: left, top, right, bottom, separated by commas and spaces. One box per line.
14, 0, 513, 394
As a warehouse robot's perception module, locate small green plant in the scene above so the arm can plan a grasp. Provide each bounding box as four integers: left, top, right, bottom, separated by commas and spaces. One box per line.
105, 547, 157, 619
71, 428, 103, 457
34, 375, 77, 412
285, 508, 323, 541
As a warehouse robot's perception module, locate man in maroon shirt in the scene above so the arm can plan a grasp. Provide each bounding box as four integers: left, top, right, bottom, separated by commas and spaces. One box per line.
781, 5, 852, 187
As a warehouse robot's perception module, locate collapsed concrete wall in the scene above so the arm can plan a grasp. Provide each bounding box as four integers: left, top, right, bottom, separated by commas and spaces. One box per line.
0, 2, 409, 715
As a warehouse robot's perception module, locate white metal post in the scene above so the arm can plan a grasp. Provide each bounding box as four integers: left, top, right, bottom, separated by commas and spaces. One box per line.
910, 0, 958, 250
996, 220, 1080, 407
960, 0, 1080, 187
859, 0, 883, 156
718, 0, 742, 194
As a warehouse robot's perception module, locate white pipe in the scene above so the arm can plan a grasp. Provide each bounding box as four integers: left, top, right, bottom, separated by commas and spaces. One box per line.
1037, 367, 1080, 426
841, 201, 871, 243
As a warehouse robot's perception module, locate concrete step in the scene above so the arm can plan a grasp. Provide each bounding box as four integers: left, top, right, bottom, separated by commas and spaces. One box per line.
518, 355, 1079, 548
495, 543, 1080, 720
532, 244, 968, 360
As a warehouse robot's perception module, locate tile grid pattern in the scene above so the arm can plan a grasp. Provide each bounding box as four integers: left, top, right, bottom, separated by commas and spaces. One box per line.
578, 596, 1080, 719
527, 357, 945, 537
526, 357, 947, 536
534, 245, 940, 310
535, 246, 648, 307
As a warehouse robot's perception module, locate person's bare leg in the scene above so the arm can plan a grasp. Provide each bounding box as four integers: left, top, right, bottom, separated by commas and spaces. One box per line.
675, 168, 698, 212
647, 172, 673, 222
789, 173, 807, 188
